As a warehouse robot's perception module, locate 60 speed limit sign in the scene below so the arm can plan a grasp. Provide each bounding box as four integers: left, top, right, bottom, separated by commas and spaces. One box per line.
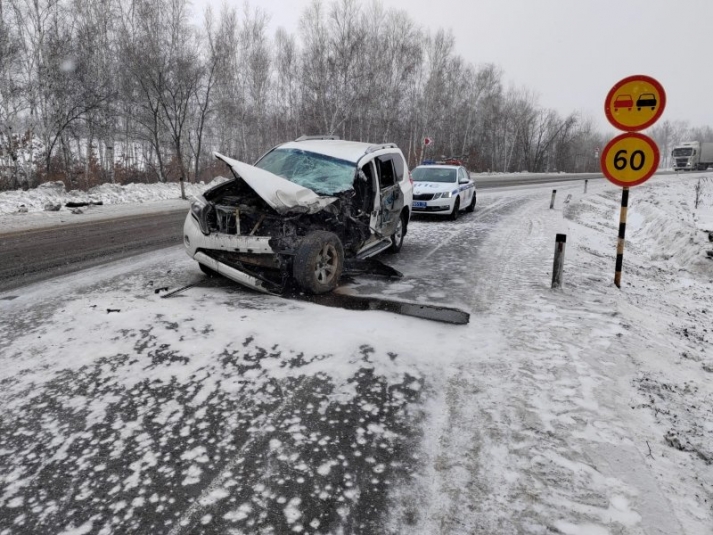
600, 132, 660, 188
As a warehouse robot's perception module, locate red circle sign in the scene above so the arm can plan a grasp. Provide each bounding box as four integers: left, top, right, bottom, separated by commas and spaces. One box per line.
604, 75, 666, 132
600, 132, 660, 188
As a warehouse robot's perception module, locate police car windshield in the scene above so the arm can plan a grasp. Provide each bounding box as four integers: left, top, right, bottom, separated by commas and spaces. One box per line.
412, 167, 457, 183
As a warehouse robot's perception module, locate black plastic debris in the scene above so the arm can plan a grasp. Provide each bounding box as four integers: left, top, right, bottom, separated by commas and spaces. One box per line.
301, 292, 469, 325
65, 201, 103, 208
343, 258, 403, 279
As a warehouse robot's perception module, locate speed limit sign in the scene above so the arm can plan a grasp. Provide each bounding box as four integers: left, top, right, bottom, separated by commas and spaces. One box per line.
601, 75, 665, 289
600, 132, 660, 188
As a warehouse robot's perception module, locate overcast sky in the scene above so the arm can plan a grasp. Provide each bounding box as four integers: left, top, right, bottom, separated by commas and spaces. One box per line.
191, 0, 713, 133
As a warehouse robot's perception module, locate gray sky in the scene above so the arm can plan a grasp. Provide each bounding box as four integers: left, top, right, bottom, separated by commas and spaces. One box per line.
192, 0, 713, 133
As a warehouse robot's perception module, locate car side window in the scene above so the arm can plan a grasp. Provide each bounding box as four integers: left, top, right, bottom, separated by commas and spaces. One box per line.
355, 161, 376, 213
376, 156, 396, 189
390, 155, 405, 182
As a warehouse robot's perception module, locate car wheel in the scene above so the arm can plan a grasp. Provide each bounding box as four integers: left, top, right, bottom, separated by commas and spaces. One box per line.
450, 198, 460, 221
293, 230, 344, 294
199, 262, 218, 278
388, 211, 408, 253
465, 192, 476, 213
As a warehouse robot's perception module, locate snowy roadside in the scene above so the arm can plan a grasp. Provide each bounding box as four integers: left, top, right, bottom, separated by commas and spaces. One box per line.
0, 179, 230, 233
0, 173, 712, 533
389, 172, 713, 534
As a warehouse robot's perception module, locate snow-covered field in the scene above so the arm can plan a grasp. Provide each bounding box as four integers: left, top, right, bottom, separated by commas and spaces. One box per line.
1, 173, 712, 534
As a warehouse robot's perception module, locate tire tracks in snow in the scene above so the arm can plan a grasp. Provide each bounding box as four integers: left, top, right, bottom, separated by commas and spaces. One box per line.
394, 190, 682, 533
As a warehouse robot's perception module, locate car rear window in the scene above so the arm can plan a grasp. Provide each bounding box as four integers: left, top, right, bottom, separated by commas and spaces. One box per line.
412, 167, 457, 183
255, 148, 356, 195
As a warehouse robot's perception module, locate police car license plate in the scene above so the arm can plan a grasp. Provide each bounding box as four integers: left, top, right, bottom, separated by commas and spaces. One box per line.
413, 201, 427, 208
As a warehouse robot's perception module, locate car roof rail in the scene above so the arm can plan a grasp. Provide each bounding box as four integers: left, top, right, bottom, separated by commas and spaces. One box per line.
294, 135, 340, 141
365, 143, 397, 154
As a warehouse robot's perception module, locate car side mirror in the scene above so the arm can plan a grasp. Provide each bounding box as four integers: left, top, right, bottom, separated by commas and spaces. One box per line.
459, 178, 469, 184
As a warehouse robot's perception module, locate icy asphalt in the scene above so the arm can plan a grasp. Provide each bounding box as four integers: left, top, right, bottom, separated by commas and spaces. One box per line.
1, 176, 713, 534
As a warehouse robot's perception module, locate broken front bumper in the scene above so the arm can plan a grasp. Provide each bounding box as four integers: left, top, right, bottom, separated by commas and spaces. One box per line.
183, 213, 280, 294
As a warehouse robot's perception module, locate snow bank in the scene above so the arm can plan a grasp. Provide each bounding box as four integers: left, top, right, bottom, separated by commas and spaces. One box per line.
0, 178, 230, 215
626, 178, 713, 273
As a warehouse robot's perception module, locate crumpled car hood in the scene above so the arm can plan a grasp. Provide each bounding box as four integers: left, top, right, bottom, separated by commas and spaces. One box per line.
215, 152, 339, 215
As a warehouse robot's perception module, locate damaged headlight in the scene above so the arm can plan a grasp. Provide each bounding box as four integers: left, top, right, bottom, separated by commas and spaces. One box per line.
190, 198, 212, 235
190, 198, 205, 221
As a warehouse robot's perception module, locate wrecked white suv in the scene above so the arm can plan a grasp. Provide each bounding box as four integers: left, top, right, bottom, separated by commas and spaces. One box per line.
183, 136, 413, 295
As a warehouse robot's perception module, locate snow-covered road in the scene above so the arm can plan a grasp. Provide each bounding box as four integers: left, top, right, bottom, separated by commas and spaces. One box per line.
1, 175, 712, 534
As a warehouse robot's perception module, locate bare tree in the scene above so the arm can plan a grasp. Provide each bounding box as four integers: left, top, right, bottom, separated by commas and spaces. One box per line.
4, 0, 670, 188
0, 0, 27, 189
119, 0, 171, 183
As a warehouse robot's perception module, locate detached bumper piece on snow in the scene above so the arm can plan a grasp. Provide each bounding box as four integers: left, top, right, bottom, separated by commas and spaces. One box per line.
194, 252, 280, 295
299, 291, 470, 325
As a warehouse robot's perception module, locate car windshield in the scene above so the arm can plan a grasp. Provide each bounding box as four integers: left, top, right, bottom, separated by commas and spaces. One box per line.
412, 167, 457, 183
255, 148, 356, 195
672, 148, 693, 157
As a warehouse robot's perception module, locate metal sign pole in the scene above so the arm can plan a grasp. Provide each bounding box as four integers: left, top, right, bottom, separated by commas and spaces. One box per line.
614, 187, 629, 288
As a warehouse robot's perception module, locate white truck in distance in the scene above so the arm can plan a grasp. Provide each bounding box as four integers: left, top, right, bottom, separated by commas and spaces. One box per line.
671, 141, 713, 171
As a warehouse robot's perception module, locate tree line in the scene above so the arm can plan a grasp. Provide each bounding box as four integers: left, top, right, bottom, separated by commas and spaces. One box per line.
0, 0, 708, 192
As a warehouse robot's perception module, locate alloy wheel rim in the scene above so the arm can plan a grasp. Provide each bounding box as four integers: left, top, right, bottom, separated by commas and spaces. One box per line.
315, 244, 338, 284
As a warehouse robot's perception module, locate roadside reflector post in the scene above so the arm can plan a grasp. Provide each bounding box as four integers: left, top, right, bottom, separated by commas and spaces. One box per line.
614, 188, 629, 288
550, 189, 557, 209
552, 234, 566, 289
584, 179, 588, 193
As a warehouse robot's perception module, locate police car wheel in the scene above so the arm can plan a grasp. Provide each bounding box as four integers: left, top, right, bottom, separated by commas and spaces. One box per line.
450, 199, 460, 221
465, 192, 476, 213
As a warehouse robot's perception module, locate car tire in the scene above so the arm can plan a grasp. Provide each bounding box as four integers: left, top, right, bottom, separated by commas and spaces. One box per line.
199, 262, 219, 278
465, 192, 476, 213
388, 211, 408, 253
450, 198, 460, 221
293, 230, 344, 294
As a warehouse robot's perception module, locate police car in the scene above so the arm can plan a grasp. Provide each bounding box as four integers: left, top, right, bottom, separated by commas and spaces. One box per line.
411, 163, 476, 219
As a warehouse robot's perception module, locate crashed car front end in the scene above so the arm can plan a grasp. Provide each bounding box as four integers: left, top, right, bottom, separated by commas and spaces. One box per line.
184, 153, 372, 294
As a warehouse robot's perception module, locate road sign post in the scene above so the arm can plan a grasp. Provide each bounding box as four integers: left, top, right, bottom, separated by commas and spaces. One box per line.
614, 188, 629, 288
422, 137, 433, 162
601, 75, 666, 288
